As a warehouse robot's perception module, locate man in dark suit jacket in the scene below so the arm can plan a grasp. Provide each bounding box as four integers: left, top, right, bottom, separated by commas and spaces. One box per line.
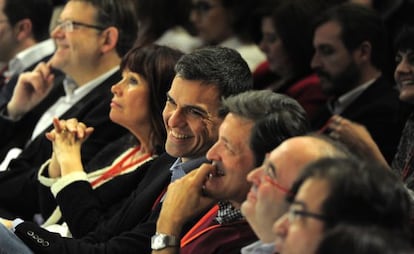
310, 3, 405, 163
0, 0, 139, 220
0, 47, 254, 253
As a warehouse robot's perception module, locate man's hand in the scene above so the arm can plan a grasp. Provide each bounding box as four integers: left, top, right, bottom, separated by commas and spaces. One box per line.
156, 163, 217, 236
6, 61, 55, 120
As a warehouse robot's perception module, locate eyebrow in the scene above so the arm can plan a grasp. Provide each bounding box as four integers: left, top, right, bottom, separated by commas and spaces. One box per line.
167, 92, 210, 116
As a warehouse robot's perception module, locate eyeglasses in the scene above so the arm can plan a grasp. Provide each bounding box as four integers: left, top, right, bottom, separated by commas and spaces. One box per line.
262, 161, 290, 194
191, 1, 218, 14
287, 203, 327, 223
55, 20, 106, 33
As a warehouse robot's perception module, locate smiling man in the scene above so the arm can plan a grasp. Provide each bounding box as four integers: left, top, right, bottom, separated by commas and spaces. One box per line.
153, 90, 310, 254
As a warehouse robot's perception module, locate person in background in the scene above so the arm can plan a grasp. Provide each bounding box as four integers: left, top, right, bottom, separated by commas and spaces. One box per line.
0, 0, 55, 106
0, 0, 137, 221
310, 3, 404, 163
190, 0, 266, 71
134, 0, 201, 53
254, 0, 327, 122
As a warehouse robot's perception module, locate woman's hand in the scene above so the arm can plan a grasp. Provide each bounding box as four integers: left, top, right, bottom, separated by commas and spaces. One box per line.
45, 117, 94, 177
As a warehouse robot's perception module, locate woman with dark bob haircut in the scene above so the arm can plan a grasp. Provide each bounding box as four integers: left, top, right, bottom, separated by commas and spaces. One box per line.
2, 45, 184, 237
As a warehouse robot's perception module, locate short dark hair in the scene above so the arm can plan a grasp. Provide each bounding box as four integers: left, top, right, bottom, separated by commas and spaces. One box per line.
313, 3, 387, 70
120, 45, 184, 152
72, 0, 138, 57
174, 46, 253, 98
4, 0, 53, 41
221, 90, 310, 166
316, 224, 414, 254
289, 157, 411, 238
394, 25, 414, 53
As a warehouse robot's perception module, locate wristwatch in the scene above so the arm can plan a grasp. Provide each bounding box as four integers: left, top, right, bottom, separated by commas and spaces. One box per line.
151, 233, 179, 250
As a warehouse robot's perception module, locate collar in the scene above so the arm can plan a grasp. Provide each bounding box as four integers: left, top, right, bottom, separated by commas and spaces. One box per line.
6, 39, 55, 78
62, 66, 119, 102
215, 200, 244, 225
328, 77, 378, 114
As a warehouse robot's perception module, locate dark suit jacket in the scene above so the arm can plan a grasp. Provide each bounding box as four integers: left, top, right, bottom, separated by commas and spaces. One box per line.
0, 71, 128, 220
311, 75, 406, 163
15, 153, 177, 254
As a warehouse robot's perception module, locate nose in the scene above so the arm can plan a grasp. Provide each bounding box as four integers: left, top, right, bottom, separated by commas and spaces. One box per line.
273, 213, 289, 237
166, 107, 187, 128
247, 167, 263, 184
310, 51, 320, 70
395, 56, 412, 74
50, 23, 64, 39
206, 141, 221, 162
111, 80, 123, 95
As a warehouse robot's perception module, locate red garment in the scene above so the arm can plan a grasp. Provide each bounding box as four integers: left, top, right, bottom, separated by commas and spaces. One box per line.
181, 206, 258, 254
283, 73, 327, 122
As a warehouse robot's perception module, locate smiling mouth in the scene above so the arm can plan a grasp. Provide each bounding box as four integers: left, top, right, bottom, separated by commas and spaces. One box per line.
208, 162, 225, 178
170, 130, 191, 139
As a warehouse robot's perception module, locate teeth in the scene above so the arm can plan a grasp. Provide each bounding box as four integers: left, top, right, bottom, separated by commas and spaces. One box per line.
170, 130, 189, 139
400, 80, 414, 86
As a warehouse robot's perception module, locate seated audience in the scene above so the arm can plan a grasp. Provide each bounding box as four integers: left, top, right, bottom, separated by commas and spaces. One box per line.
0, 45, 183, 238
153, 90, 309, 253
0, 46, 253, 254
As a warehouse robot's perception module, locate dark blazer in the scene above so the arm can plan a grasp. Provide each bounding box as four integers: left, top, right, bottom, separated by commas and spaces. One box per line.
15, 153, 177, 254
0, 71, 128, 220
311, 75, 405, 163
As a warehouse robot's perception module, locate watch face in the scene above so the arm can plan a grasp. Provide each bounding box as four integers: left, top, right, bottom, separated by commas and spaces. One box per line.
152, 235, 166, 250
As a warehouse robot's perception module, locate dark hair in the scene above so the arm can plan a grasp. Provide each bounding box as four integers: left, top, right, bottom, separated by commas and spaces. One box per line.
72, 0, 138, 57
289, 157, 412, 238
4, 0, 53, 41
316, 224, 414, 254
219, 0, 264, 43
135, 0, 193, 47
272, 1, 325, 78
221, 90, 310, 166
394, 25, 414, 54
313, 3, 387, 70
174, 46, 253, 98
120, 45, 184, 152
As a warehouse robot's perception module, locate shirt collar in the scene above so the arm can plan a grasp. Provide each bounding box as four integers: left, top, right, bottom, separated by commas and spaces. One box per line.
7, 39, 55, 78
328, 77, 378, 114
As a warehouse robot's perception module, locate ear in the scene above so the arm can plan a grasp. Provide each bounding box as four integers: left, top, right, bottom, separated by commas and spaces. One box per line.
99, 26, 119, 54
14, 18, 33, 41
353, 41, 372, 64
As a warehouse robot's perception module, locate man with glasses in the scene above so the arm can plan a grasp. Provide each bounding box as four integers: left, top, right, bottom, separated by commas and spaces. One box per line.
0, 0, 137, 220
273, 157, 412, 254
240, 134, 352, 254
152, 90, 309, 254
